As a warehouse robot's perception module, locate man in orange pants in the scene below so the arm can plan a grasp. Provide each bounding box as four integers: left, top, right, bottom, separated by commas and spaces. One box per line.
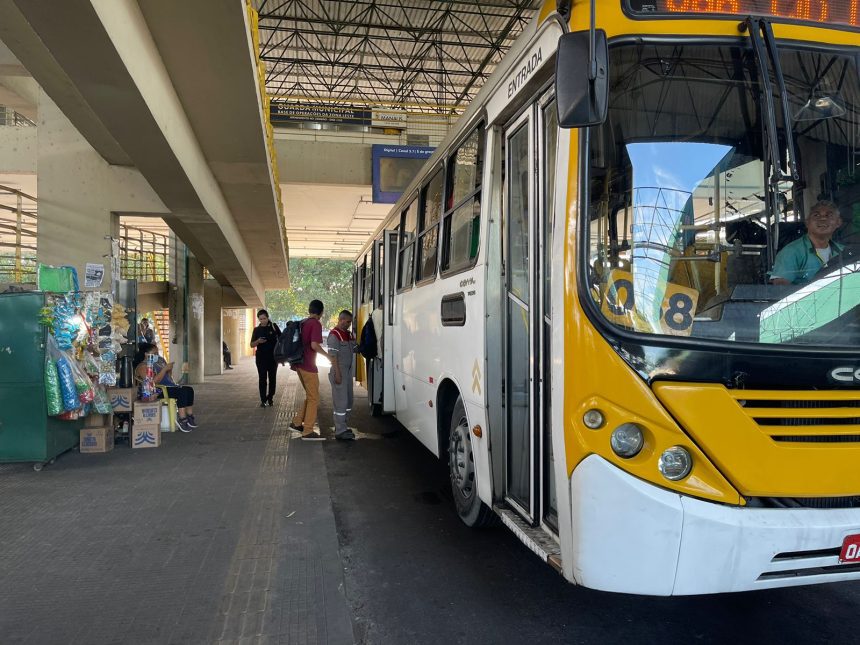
289, 299, 331, 440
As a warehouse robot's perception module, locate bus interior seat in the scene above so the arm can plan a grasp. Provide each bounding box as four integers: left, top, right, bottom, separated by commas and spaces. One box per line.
726, 219, 767, 246
776, 220, 807, 252
726, 219, 767, 285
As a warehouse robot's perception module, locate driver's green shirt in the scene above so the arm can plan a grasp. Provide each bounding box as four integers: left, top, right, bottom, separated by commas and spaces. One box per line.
770, 234, 844, 285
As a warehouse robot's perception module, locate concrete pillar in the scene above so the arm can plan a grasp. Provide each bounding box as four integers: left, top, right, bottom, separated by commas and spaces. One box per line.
222, 308, 254, 362
35, 89, 167, 288
168, 234, 186, 375
36, 89, 114, 285
186, 254, 205, 383
204, 279, 222, 376
222, 310, 240, 365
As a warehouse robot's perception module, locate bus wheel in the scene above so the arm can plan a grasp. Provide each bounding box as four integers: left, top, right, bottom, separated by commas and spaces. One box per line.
371, 402, 383, 417
448, 397, 495, 527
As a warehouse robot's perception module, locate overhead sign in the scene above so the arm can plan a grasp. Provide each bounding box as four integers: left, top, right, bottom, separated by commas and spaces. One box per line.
270, 101, 372, 126
371, 145, 436, 204
372, 109, 408, 129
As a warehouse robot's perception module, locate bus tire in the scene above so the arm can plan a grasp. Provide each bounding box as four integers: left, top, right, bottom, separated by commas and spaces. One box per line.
448, 396, 496, 528
371, 402, 383, 417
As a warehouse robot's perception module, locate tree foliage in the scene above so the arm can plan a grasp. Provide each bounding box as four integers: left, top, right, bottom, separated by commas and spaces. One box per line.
265, 258, 353, 328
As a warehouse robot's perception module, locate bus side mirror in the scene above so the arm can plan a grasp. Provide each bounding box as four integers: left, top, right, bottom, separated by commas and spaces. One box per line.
555, 29, 609, 128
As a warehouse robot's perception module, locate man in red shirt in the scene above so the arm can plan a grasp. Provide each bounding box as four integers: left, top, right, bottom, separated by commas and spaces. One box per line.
289, 299, 331, 439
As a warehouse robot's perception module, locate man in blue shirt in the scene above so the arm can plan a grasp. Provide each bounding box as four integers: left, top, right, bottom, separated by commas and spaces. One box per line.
770, 200, 843, 285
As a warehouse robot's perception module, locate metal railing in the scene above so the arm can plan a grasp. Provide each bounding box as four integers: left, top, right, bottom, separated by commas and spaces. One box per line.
119, 224, 170, 282
0, 106, 36, 127
0, 184, 37, 284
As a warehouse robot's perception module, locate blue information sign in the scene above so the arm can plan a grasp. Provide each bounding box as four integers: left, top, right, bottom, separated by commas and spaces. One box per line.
372, 144, 436, 204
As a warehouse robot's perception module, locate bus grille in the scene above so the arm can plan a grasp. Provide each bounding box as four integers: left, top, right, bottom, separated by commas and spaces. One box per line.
731, 391, 860, 443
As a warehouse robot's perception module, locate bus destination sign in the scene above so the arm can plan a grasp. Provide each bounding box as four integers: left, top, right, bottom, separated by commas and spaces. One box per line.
627, 0, 859, 27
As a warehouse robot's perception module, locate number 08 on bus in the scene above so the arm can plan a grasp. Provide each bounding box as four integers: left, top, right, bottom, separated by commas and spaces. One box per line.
352, 0, 860, 595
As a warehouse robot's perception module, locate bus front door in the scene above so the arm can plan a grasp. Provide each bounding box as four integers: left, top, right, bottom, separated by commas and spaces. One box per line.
382, 230, 398, 413
368, 236, 384, 415
504, 109, 536, 522
503, 94, 557, 529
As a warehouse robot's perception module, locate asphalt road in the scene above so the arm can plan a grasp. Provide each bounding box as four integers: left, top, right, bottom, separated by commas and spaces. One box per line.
323, 401, 860, 645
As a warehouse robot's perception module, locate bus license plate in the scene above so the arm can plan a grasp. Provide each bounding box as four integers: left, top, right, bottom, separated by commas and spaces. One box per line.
839, 535, 860, 563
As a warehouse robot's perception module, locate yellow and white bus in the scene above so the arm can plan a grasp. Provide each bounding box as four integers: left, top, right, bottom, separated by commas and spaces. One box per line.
353, 0, 860, 595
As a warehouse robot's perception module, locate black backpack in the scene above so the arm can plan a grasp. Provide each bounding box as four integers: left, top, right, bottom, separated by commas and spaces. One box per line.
275, 320, 304, 366
358, 318, 378, 359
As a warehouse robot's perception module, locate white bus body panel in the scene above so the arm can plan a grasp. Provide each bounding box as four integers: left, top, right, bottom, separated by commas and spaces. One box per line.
570, 455, 860, 595
392, 264, 487, 458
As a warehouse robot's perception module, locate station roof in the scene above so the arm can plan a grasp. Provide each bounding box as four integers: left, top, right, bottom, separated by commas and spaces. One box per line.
254, 0, 541, 113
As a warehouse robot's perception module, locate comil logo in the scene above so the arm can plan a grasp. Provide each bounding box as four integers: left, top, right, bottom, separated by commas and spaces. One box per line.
829, 366, 860, 383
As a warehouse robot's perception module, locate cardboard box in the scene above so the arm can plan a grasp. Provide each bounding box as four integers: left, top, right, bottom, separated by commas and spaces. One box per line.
85, 413, 113, 429
108, 388, 134, 412
130, 424, 161, 449
80, 427, 114, 454
133, 401, 161, 426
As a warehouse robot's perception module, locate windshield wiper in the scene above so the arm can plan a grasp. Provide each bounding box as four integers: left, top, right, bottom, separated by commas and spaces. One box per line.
742, 16, 800, 267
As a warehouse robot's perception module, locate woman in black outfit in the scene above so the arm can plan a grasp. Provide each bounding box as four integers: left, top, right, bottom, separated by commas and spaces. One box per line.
250, 309, 281, 407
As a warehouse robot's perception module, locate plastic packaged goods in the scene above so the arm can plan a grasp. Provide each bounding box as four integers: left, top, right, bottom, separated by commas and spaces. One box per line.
60, 349, 96, 404
93, 386, 112, 414
139, 354, 158, 402
44, 357, 63, 416
37, 264, 79, 293
55, 355, 81, 412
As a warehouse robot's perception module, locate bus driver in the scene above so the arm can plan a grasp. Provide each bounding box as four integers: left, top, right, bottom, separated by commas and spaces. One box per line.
770, 200, 844, 286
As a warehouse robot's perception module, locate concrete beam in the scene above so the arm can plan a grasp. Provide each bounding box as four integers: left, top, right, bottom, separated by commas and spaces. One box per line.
221, 286, 247, 309
0, 0, 131, 165
276, 139, 372, 185
0, 40, 37, 119
138, 0, 288, 291
36, 90, 170, 286
0, 0, 284, 306
137, 280, 169, 312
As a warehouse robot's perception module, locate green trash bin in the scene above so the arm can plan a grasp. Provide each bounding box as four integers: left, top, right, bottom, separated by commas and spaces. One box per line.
0, 292, 83, 470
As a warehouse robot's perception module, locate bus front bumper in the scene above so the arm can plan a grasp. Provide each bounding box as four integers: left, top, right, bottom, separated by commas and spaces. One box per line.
569, 455, 860, 595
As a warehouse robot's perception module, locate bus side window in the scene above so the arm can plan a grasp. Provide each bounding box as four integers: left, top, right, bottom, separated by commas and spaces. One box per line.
363, 251, 373, 305
442, 125, 485, 274
358, 256, 367, 304
397, 198, 418, 290
417, 168, 444, 282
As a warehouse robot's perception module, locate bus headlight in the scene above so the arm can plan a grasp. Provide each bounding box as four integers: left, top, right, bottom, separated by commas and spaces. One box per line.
583, 409, 605, 429
659, 446, 692, 481
610, 423, 643, 458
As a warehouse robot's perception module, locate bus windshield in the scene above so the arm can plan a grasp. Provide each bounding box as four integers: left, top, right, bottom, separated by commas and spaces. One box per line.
586, 42, 860, 347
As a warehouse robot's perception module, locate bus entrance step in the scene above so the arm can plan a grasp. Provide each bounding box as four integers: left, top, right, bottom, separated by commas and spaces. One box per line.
495, 506, 561, 567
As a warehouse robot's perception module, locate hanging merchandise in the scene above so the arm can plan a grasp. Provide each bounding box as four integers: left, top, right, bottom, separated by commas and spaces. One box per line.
44, 355, 63, 416
93, 386, 112, 414
48, 294, 85, 351
81, 350, 101, 377
68, 356, 95, 404
57, 408, 85, 421
40, 293, 117, 420
98, 350, 117, 386
55, 353, 81, 412
139, 354, 158, 402
37, 264, 79, 294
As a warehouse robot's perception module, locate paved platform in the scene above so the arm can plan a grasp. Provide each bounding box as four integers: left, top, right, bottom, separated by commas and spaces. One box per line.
0, 359, 354, 645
